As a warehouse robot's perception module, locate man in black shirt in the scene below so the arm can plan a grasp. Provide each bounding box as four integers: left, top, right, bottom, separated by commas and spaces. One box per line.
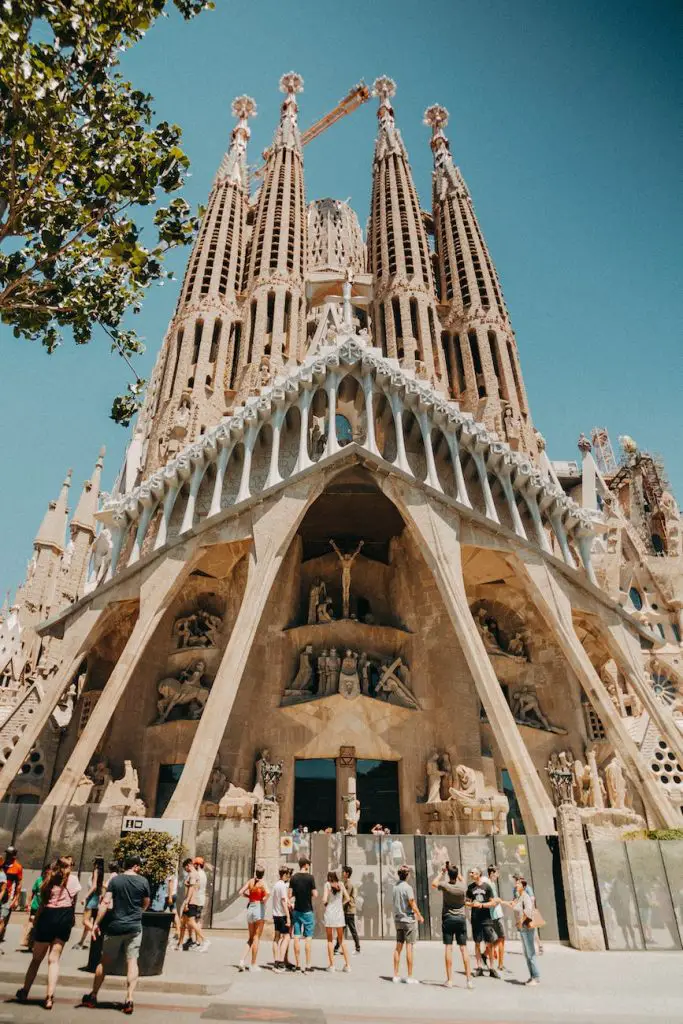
288, 856, 318, 973
82, 855, 151, 1015
465, 868, 500, 979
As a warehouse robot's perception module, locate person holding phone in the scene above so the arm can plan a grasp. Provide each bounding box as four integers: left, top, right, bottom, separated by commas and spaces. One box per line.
431, 862, 473, 989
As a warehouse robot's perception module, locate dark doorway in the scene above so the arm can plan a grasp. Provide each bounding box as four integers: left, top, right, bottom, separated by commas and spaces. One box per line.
155, 764, 184, 817
294, 759, 337, 832
357, 759, 400, 833
501, 768, 524, 834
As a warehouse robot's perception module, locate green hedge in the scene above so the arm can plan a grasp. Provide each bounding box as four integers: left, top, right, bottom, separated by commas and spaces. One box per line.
623, 828, 683, 841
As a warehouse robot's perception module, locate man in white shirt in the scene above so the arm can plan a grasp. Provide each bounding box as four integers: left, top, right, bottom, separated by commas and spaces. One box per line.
271, 867, 292, 971
191, 857, 210, 953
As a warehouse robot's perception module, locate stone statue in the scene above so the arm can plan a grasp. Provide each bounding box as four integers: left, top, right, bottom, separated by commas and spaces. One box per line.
448, 764, 478, 804
317, 595, 334, 622
503, 405, 521, 448
288, 645, 315, 695
344, 797, 361, 835
253, 749, 267, 802
546, 751, 576, 806
439, 751, 453, 801
85, 757, 113, 803
258, 357, 271, 388
329, 538, 364, 619
155, 659, 210, 723
308, 578, 326, 624
206, 762, 228, 804
475, 607, 502, 653
511, 685, 565, 733
587, 750, 606, 809
572, 757, 591, 807
605, 756, 627, 810
326, 647, 341, 695
262, 756, 283, 801
507, 632, 529, 660
358, 652, 372, 696
170, 394, 191, 439
375, 657, 419, 709
100, 760, 143, 812
339, 649, 361, 700
174, 609, 222, 649
317, 649, 330, 695
85, 527, 112, 593
426, 753, 445, 804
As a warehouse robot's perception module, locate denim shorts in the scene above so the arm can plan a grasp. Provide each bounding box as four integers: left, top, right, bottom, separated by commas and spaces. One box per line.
246, 902, 265, 924
292, 910, 315, 938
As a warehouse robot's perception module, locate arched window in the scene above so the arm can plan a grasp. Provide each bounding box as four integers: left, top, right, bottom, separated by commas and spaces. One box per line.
336, 414, 353, 446
629, 586, 643, 611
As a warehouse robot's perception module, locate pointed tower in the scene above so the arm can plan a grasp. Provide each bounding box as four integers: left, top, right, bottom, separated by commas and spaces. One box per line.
367, 77, 446, 386
142, 96, 257, 475
64, 447, 106, 599
237, 73, 307, 396
425, 104, 536, 454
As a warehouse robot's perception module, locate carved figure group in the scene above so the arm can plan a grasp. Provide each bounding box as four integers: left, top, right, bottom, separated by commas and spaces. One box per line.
155, 659, 210, 723
423, 753, 509, 833
282, 646, 418, 709
510, 685, 565, 734
474, 606, 529, 661
546, 749, 628, 810
174, 609, 222, 649
308, 578, 335, 624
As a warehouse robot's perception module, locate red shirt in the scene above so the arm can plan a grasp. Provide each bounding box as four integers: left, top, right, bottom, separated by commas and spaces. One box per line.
0, 859, 23, 903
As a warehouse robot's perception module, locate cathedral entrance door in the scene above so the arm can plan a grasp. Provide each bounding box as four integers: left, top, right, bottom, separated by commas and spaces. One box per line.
357, 759, 400, 834
294, 758, 337, 832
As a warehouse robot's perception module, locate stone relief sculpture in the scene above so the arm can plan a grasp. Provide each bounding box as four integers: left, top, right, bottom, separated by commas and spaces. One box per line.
85, 527, 112, 593
448, 764, 478, 804
100, 760, 146, 814
155, 659, 210, 723
546, 751, 576, 806
173, 608, 222, 649
344, 797, 361, 835
281, 646, 419, 709
510, 685, 566, 734
254, 748, 283, 802
308, 578, 327, 624
473, 606, 529, 660
604, 756, 627, 810
329, 538, 364, 618
421, 755, 509, 835
206, 762, 228, 805
440, 751, 454, 800
425, 753, 445, 804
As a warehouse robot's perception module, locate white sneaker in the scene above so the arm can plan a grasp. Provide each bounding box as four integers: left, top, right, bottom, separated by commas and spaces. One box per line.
326, 966, 335, 972
197, 942, 211, 954
392, 976, 401, 984
342, 965, 351, 973
466, 979, 474, 990
405, 977, 419, 985
250, 965, 262, 973
526, 978, 540, 986
238, 960, 246, 971
444, 980, 452, 988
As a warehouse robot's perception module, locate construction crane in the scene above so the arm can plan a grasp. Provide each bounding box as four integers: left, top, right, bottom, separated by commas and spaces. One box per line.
251, 81, 371, 181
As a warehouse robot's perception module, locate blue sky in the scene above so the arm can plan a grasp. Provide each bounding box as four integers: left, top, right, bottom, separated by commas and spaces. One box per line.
1, 0, 681, 594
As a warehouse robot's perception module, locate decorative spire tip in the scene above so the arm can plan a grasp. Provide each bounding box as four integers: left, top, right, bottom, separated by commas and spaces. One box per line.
423, 104, 449, 132
372, 76, 396, 104
231, 95, 257, 121
279, 72, 304, 96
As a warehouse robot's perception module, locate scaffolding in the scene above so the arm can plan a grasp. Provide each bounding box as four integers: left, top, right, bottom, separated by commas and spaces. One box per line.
590, 427, 617, 476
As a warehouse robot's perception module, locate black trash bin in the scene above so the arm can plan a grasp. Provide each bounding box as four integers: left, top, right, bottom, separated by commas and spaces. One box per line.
85, 912, 173, 977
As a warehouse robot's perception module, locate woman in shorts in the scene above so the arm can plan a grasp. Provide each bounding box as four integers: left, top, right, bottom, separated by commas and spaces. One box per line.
323, 871, 350, 973
16, 856, 81, 1010
431, 863, 473, 989
238, 867, 270, 971
74, 856, 104, 949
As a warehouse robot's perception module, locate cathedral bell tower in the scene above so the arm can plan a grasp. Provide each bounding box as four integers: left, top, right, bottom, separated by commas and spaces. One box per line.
425, 104, 536, 456
142, 96, 256, 475
368, 77, 446, 387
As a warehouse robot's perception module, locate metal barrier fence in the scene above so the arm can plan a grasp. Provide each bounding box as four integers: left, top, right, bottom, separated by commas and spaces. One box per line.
590, 839, 683, 951
278, 832, 566, 942
0, 804, 255, 930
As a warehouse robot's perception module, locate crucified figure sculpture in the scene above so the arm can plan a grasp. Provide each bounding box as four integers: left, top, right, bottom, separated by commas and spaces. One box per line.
329, 538, 364, 619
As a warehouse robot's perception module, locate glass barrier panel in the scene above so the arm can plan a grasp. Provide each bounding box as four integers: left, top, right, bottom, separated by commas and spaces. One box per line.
0, 804, 19, 854
525, 835, 562, 942
494, 835, 532, 939
210, 818, 255, 929
380, 835, 416, 940
345, 835, 383, 938
424, 836, 462, 939
12, 805, 55, 913
591, 840, 644, 950
625, 840, 681, 950
190, 818, 217, 924
659, 840, 683, 945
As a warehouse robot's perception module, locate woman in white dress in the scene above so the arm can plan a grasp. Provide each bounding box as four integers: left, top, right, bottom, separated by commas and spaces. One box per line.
323, 871, 351, 972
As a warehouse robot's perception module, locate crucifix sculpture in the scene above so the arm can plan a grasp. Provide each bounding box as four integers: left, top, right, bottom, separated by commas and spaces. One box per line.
329, 538, 364, 619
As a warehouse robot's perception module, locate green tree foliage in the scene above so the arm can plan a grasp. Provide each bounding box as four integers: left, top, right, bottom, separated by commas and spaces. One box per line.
0, 0, 213, 423
113, 830, 184, 888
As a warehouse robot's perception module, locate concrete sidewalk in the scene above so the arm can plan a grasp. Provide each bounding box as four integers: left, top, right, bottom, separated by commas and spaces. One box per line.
1, 923, 682, 1022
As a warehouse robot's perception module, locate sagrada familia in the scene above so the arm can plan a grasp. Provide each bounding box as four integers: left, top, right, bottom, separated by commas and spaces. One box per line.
1, 75, 682, 849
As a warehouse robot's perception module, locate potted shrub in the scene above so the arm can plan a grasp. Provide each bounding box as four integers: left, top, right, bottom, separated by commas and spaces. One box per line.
87, 829, 183, 976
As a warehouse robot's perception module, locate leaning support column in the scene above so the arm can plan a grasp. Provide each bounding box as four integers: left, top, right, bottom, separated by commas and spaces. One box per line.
380, 477, 555, 835
601, 618, 683, 769
513, 552, 679, 828
43, 551, 193, 817
0, 606, 104, 802
556, 803, 606, 950
164, 479, 320, 820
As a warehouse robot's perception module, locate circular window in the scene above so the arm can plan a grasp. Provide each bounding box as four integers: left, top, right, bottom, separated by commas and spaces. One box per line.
665, 763, 673, 772
33, 765, 44, 776
655, 751, 664, 760
674, 776, 682, 785
20, 764, 30, 774
29, 751, 40, 763
652, 763, 660, 772
659, 740, 668, 749
662, 775, 670, 784
668, 751, 677, 760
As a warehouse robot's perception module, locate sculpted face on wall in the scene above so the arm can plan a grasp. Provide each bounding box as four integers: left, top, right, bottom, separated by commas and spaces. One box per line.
282, 645, 418, 709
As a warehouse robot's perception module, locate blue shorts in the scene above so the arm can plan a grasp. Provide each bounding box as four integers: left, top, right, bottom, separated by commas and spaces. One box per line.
292, 910, 315, 938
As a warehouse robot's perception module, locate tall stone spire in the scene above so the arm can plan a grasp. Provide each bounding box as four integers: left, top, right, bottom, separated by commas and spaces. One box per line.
141, 96, 257, 475
65, 448, 106, 599
34, 470, 71, 552
238, 73, 307, 396
368, 78, 446, 386
425, 105, 536, 454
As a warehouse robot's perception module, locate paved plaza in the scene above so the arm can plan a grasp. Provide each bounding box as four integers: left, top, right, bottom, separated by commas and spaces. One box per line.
0, 924, 680, 1023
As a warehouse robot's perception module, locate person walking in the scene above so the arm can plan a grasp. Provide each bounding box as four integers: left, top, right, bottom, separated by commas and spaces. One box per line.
465, 868, 500, 979
192, 857, 211, 953
334, 866, 360, 956
503, 877, 541, 986
81, 854, 151, 1015
271, 866, 291, 972
74, 857, 105, 949
392, 865, 423, 984
289, 856, 318, 974
0, 845, 23, 946
16, 855, 81, 1010
175, 858, 195, 950
20, 864, 49, 952
323, 871, 350, 973
431, 862, 473, 990
238, 866, 269, 971
487, 866, 506, 973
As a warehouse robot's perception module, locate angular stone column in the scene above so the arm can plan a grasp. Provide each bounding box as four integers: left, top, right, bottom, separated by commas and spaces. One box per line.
0, 606, 104, 802
556, 803, 606, 951
163, 480, 320, 820
380, 477, 556, 835
43, 551, 193, 815
336, 745, 357, 832
514, 552, 679, 828
254, 801, 281, 889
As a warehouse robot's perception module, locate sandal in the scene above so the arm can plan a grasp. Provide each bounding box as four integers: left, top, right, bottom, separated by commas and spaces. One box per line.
15, 988, 28, 1003
45, 996, 54, 1010
122, 1000, 134, 1014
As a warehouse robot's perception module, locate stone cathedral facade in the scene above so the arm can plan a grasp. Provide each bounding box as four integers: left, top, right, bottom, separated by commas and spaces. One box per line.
1, 75, 682, 841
